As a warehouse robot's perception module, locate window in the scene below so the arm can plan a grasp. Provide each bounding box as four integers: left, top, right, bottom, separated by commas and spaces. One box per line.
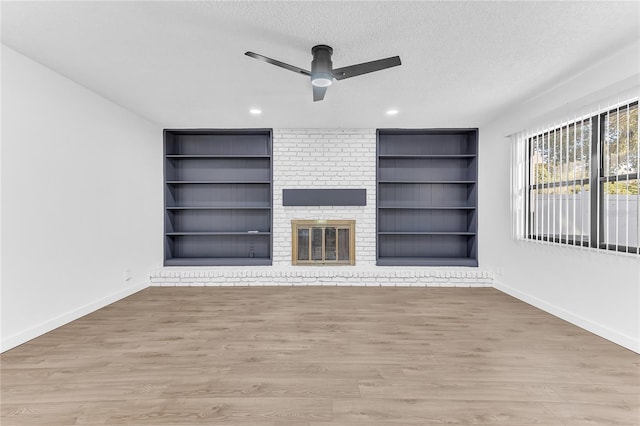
291, 220, 355, 265
601, 105, 639, 250
524, 100, 638, 254
528, 118, 592, 245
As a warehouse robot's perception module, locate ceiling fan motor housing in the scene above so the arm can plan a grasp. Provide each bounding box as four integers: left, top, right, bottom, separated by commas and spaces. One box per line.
311, 45, 333, 86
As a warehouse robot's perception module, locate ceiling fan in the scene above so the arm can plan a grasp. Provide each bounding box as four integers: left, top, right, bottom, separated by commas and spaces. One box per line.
244, 45, 401, 102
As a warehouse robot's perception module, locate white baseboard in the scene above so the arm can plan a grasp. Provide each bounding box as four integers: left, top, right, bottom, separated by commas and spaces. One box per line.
1, 281, 149, 353
493, 280, 640, 354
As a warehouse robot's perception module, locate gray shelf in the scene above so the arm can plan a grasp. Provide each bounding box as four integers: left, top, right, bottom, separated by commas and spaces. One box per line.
166, 206, 270, 210
166, 232, 271, 236
378, 206, 476, 210
378, 180, 476, 184
166, 155, 270, 158
165, 257, 272, 266
377, 129, 478, 267
378, 231, 476, 235
376, 257, 479, 267
166, 181, 270, 184
379, 154, 476, 158
164, 129, 272, 266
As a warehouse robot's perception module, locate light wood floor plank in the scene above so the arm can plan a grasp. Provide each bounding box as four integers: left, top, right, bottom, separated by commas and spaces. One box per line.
357, 378, 565, 402
331, 398, 555, 424
2, 287, 638, 425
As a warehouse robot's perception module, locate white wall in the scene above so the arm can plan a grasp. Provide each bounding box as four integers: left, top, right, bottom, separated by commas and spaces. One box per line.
1, 45, 162, 351
480, 41, 640, 352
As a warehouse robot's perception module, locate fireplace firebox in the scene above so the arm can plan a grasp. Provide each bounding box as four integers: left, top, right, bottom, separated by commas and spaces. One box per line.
291, 220, 355, 265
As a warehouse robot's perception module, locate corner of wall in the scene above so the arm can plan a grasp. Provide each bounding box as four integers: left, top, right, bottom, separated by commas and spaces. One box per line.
1, 280, 149, 352
493, 279, 639, 354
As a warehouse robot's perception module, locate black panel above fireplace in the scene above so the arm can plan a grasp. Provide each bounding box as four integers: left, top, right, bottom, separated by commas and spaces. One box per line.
282, 189, 366, 206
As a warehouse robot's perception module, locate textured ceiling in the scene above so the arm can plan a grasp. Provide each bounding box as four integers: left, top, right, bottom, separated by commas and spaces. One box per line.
1, 1, 639, 128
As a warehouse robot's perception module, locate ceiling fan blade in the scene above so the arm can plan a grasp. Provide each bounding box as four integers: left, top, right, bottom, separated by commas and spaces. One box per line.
313, 85, 327, 102
244, 51, 311, 76
332, 56, 401, 81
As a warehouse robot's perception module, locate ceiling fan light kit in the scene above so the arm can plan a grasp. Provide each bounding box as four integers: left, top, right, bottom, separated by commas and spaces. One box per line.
245, 44, 401, 101
311, 76, 332, 87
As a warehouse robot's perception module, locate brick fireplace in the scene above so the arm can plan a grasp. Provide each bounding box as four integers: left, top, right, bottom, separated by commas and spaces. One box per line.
152, 128, 491, 287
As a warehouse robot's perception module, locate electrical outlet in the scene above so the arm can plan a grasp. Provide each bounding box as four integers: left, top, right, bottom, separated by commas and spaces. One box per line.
124, 269, 133, 282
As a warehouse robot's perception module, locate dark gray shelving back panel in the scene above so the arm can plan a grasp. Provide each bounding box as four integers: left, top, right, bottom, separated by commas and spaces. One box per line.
378, 183, 475, 208
379, 158, 475, 181
166, 209, 271, 233
377, 129, 478, 267
378, 132, 477, 156
166, 132, 270, 156
165, 183, 271, 208
379, 209, 472, 233
168, 234, 270, 258
379, 234, 470, 258
166, 158, 270, 181
164, 129, 272, 266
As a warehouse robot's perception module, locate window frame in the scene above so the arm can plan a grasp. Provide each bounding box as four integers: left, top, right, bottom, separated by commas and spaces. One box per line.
526, 101, 639, 254
598, 102, 639, 253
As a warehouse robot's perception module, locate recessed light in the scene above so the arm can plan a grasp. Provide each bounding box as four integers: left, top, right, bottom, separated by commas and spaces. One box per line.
386, 109, 399, 116
249, 108, 262, 115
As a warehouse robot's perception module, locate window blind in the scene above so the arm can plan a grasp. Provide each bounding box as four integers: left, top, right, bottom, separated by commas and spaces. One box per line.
512, 98, 639, 256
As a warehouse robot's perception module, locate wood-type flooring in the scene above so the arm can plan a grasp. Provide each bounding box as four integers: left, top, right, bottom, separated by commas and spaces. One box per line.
1, 286, 638, 425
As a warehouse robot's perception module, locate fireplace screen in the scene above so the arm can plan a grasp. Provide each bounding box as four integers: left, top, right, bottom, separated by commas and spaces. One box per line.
291, 220, 355, 265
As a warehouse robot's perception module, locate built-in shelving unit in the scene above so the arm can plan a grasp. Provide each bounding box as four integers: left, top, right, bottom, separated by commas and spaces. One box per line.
164, 129, 272, 266
377, 129, 478, 266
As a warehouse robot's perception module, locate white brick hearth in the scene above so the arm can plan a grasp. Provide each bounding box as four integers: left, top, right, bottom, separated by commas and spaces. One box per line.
150, 267, 493, 286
